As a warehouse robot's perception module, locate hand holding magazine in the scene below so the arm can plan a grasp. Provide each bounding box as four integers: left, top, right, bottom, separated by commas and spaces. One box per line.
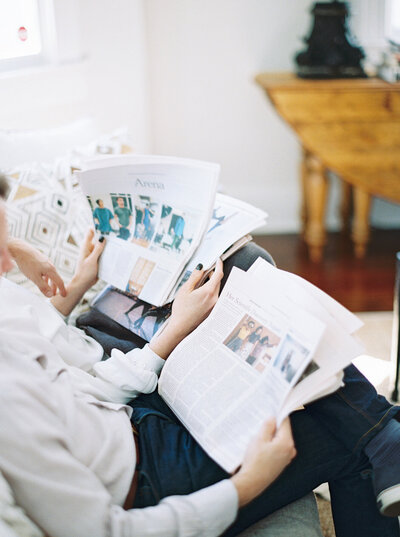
156, 257, 364, 473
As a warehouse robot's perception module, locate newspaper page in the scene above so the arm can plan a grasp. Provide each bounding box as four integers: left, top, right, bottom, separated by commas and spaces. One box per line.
77, 155, 219, 306
244, 258, 364, 418
158, 267, 326, 473
167, 193, 267, 299
247, 258, 362, 335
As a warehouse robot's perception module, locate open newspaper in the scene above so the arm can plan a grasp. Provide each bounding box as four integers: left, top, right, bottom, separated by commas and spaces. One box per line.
157, 257, 364, 473
77, 155, 267, 307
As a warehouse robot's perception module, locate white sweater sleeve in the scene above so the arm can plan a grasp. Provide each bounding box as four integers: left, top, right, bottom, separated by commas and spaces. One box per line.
69, 344, 165, 404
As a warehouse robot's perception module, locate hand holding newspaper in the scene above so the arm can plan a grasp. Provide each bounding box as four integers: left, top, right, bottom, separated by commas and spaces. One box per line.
157, 258, 364, 473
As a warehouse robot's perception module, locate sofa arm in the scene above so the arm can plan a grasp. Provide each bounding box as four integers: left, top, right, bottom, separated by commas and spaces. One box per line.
238, 493, 323, 537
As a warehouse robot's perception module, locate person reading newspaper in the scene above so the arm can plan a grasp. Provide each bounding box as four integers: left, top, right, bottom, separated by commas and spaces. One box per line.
0, 174, 399, 537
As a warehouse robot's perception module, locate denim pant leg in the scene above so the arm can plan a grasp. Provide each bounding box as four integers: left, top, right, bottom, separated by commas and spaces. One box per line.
225, 411, 399, 537
306, 364, 400, 453
129, 393, 399, 537
129, 393, 228, 508
219, 241, 275, 292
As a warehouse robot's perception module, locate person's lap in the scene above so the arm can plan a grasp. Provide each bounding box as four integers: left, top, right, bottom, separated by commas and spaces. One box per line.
128, 391, 399, 537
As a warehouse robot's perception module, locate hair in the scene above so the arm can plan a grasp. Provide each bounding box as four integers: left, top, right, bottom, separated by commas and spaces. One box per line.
255, 326, 263, 334
0, 174, 9, 199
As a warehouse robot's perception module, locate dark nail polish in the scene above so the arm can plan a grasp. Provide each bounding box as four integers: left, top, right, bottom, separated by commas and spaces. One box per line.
196, 263, 203, 270
99, 236, 105, 243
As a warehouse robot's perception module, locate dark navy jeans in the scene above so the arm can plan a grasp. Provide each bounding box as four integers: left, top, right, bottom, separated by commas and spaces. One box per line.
77, 242, 400, 536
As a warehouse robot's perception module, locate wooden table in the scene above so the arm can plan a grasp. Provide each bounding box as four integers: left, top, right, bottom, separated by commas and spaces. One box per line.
255, 72, 400, 261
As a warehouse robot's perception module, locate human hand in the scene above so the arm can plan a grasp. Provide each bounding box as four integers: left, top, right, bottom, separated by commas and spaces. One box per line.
72, 229, 106, 292
168, 258, 224, 340
8, 239, 66, 297
231, 418, 296, 507
149, 259, 224, 360
50, 229, 105, 317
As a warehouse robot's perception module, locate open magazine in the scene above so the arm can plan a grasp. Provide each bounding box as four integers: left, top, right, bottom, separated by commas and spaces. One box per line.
157, 257, 364, 473
77, 155, 267, 307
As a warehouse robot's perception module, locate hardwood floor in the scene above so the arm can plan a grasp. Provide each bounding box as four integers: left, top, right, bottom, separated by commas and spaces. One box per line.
253, 229, 400, 312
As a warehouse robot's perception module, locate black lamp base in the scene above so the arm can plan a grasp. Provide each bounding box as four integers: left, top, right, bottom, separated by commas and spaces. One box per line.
295, 1, 366, 80
297, 64, 367, 79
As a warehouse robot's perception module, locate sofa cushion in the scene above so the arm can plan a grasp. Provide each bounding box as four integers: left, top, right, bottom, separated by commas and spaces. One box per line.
239, 493, 322, 537
0, 118, 97, 169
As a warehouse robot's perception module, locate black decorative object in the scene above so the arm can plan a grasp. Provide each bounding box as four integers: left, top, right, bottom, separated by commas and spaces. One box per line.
295, 1, 366, 79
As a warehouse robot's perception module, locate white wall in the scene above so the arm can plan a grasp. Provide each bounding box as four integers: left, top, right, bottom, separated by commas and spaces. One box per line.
0, 0, 151, 152
79, 0, 151, 152
144, 0, 400, 232
144, 0, 313, 233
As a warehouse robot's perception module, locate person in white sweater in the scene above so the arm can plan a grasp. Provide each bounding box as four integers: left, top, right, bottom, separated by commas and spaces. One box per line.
0, 175, 399, 537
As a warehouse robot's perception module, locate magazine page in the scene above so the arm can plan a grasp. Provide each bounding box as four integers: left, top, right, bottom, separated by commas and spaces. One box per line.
77, 155, 219, 306
158, 267, 325, 473
168, 193, 267, 299
92, 286, 171, 341
248, 257, 362, 335
245, 259, 364, 419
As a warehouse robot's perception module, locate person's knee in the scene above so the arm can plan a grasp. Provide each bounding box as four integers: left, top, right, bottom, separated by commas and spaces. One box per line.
221, 242, 275, 291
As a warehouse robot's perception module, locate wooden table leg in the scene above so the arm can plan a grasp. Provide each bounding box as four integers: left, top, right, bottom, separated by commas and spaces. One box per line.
392, 252, 400, 402
303, 151, 328, 262
340, 180, 352, 232
352, 187, 372, 258
300, 148, 309, 237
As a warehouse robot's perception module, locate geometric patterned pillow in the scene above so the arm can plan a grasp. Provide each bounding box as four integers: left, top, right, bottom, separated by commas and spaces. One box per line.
5, 166, 85, 287
2, 128, 130, 294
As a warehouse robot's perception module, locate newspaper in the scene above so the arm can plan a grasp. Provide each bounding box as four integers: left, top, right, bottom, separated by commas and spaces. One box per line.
77, 156, 267, 307
157, 258, 364, 473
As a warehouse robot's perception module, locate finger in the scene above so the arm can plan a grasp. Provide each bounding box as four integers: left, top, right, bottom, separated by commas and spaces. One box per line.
51, 280, 57, 296
36, 274, 54, 298
275, 418, 293, 442
203, 258, 224, 292
89, 236, 106, 260
185, 263, 205, 291
259, 418, 277, 442
274, 419, 296, 458
47, 268, 67, 297
85, 228, 96, 248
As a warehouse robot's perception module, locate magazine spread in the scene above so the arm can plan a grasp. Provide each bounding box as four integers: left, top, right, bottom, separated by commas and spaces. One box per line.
157, 258, 364, 473
78, 156, 267, 307
77, 155, 220, 306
